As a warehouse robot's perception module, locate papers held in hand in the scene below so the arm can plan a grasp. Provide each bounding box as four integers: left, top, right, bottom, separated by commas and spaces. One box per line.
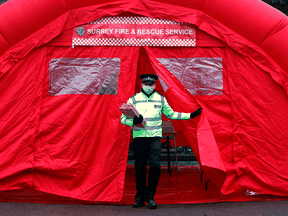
119, 103, 146, 128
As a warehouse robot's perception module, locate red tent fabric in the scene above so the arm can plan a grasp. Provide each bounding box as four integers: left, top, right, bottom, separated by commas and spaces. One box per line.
0, 0, 288, 202
32, 46, 139, 201
145, 47, 226, 190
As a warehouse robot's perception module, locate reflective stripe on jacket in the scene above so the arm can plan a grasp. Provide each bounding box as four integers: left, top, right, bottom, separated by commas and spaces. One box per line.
120, 91, 190, 138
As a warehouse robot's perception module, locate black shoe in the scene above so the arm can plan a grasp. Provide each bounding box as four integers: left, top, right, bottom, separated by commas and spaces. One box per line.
145, 199, 157, 209
133, 201, 145, 208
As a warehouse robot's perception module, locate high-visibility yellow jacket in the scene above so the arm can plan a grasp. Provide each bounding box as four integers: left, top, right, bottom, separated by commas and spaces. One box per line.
120, 91, 190, 138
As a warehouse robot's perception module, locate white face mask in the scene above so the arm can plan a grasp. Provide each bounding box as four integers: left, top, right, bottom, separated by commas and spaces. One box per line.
142, 83, 156, 95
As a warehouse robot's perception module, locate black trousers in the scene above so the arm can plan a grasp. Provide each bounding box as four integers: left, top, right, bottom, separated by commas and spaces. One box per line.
132, 137, 161, 201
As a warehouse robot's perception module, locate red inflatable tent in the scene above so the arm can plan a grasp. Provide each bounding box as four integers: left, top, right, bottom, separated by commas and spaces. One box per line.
0, 0, 288, 204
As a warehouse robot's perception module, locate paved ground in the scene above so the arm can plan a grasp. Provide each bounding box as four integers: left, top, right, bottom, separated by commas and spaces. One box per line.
1, 200, 288, 216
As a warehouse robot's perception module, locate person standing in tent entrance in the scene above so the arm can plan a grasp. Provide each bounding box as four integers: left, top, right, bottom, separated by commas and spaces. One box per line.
120, 74, 202, 209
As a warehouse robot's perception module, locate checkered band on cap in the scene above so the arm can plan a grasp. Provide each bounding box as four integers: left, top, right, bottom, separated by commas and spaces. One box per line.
142, 77, 156, 82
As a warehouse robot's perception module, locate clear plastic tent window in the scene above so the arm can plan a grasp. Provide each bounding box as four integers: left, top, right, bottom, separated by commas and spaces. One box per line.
49, 58, 121, 96
157, 58, 223, 95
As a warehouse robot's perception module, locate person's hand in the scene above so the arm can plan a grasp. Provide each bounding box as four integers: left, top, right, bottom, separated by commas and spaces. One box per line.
190, 108, 202, 119
133, 114, 144, 125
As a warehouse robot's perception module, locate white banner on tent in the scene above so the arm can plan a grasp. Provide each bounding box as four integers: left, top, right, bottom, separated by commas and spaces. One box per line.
72, 16, 196, 47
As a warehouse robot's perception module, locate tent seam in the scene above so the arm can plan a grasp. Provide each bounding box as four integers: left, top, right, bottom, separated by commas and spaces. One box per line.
259, 22, 288, 47
0, 33, 12, 47
200, 0, 207, 11
31, 46, 49, 189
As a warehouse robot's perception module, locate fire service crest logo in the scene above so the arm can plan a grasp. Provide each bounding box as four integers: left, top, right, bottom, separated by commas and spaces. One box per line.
76, 27, 85, 36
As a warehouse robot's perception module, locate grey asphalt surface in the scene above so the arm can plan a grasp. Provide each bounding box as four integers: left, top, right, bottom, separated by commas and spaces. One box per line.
0, 200, 288, 216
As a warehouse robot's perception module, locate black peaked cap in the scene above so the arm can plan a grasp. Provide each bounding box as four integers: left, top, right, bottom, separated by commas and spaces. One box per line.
140, 74, 158, 83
